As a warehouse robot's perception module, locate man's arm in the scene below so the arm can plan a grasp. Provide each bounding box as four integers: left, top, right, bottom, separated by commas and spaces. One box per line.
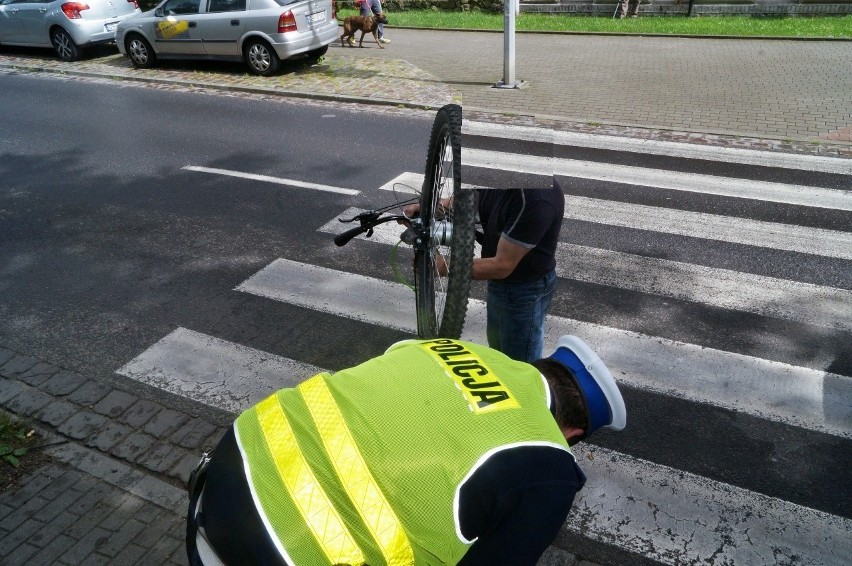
455, 446, 584, 566
457, 484, 576, 566
471, 236, 531, 280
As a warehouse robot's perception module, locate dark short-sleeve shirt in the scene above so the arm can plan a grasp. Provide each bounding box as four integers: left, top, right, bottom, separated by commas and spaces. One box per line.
478, 186, 565, 284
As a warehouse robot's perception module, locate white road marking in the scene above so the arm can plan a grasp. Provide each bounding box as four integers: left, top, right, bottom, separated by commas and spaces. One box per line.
182, 166, 360, 196
568, 444, 852, 566
463, 148, 852, 211
116, 327, 323, 413
566, 195, 852, 260
557, 243, 852, 331
237, 258, 852, 439
320, 210, 852, 331
377, 171, 484, 193
465, 120, 852, 175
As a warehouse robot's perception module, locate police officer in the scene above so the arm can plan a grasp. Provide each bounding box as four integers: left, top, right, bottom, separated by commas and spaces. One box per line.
186, 335, 626, 566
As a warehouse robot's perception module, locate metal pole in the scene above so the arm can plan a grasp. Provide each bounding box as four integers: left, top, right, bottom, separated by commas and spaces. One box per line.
503, 0, 515, 86
495, 0, 525, 89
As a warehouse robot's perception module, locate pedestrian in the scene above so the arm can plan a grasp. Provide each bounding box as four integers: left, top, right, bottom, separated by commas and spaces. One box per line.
357, 0, 390, 43
473, 183, 565, 362
616, 0, 641, 18
186, 335, 626, 566
402, 182, 563, 363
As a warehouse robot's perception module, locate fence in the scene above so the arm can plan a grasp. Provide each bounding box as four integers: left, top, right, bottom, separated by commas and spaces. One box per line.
381, 0, 852, 14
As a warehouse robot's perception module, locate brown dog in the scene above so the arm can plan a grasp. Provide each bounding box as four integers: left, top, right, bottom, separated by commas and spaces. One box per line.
339, 13, 389, 49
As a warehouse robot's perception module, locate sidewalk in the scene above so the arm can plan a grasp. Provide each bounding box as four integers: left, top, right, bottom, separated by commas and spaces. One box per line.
0, 28, 850, 156
1, 27, 850, 566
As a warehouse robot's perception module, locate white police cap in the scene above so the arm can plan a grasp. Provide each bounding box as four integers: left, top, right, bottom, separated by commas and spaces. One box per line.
548, 335, 626, 433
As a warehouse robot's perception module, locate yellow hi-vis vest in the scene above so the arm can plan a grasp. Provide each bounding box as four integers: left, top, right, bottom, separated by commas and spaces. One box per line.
234, 338, 571, 566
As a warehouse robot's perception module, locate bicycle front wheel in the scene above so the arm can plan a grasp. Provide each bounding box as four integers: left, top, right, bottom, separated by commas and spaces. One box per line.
414, 104, 475, 339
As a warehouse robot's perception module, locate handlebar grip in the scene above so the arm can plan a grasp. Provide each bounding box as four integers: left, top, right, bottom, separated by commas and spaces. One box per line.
334, 225, 368, 247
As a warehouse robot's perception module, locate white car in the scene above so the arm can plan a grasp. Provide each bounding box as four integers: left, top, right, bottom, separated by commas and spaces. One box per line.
0, 0, 140, 61
115, 0, 338, 76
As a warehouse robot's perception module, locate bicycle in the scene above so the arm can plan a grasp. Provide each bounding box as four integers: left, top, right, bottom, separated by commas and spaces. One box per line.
333, 104, 475, 339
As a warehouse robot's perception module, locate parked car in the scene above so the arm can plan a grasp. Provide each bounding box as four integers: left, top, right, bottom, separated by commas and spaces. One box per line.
115, 0, 337, 76
0, 0, 140, 61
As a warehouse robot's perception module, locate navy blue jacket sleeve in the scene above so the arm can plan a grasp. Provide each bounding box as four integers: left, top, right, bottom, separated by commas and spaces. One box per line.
457, 446, 586, 566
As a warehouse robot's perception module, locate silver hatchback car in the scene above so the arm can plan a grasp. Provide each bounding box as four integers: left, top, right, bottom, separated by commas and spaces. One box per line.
115, 0, 337, 76
0, 0, 140, 60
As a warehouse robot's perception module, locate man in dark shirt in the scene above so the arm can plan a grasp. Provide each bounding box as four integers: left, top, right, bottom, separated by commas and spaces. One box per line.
474, 184, 565, 362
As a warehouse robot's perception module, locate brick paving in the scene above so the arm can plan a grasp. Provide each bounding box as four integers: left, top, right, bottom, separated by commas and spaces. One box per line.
0, 346, 228, 565
0, 27, 849, 566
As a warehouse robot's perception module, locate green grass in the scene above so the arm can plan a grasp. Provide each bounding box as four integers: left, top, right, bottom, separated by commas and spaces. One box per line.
338, 9, 852, 38
0, 413, 33, 468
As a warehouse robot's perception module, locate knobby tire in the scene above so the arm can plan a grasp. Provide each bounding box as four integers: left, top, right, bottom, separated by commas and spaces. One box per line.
414, 104, 474, 339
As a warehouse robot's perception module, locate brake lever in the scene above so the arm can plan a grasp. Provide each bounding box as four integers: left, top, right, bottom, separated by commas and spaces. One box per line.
338, 210, 377, 224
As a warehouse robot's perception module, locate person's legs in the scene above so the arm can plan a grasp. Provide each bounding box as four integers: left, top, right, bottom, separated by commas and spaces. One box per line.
617, 0, 629, 18
628, 0, 640, 16
486, 270, 556, 362
369, 0, 384, 38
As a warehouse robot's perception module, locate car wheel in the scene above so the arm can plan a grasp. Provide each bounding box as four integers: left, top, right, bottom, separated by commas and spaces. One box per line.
51, 28, 80, 62
126, 34, 156, 69
244, 39, 280, 77
306, 44, 328, 64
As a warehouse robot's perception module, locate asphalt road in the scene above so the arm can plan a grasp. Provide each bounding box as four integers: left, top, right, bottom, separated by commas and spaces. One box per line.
1, 71, 850, 565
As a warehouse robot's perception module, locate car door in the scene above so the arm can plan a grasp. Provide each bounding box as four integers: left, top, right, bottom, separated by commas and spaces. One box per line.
0, 0, 27, 44
0, 0, 49, 46
15, 0, 50, 46
152, 0, 204, 56
196, 0, 245, 57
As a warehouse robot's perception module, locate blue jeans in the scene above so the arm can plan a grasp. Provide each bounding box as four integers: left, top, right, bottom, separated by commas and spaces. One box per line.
359, 0, 384, 38
486, 269, 556, 363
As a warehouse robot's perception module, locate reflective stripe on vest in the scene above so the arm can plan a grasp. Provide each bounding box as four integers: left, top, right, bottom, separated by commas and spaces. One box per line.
298, 375, 415, 565
254, 393, 366, 565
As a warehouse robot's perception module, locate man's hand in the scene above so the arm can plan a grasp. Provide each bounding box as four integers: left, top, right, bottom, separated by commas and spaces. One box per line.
403, 203, 421, 218
434, 250, 448, 277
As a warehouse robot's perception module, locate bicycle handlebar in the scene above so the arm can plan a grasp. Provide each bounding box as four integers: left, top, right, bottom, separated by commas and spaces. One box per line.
334, 225, 370, 247
334, 212, 411, 247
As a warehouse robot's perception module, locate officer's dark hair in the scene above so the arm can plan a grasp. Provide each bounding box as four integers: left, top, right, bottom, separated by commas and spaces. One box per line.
531, 358, 589, 436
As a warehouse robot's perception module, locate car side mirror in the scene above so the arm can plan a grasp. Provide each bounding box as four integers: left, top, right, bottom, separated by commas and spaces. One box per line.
154, 7, 164, 16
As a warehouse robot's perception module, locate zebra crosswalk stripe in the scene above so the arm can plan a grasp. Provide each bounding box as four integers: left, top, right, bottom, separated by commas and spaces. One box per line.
565, 195, 852, 260
116, 327, 323, 413
464, 120, 852, 175
463, 147, 852, 211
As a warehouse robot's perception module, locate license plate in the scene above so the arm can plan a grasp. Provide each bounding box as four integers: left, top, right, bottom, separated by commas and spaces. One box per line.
105, 22, 118, 33
306, 11, 325, 24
